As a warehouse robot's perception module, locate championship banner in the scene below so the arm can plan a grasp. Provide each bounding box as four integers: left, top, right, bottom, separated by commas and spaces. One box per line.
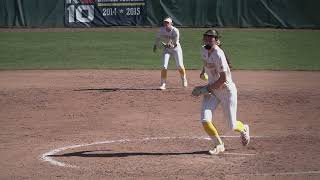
65, 0, 146, 27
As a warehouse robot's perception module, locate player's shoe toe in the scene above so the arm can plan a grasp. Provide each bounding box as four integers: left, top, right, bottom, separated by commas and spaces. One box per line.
209, 143, 225, 155
159, 83, 166, 90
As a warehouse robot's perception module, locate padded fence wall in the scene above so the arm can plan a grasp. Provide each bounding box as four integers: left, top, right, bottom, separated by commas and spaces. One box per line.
0, 0, 65, 27
0, 0, 319, 28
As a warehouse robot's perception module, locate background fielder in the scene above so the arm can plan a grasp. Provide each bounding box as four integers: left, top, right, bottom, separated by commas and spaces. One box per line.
153, 17, 188, 90
197, 29, 250, 155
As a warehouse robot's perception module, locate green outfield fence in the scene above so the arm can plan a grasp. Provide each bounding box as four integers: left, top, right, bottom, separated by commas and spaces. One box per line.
0, 0, 319, 28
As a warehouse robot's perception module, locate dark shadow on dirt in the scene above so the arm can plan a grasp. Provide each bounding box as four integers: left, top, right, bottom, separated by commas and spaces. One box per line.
74, 88, 163, 92
74, 87, 182, 92
50, 150, 209, 157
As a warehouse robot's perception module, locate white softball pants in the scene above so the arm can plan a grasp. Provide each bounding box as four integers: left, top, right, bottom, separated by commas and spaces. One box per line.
201, 83, 238, 130
162, 45, 185, 69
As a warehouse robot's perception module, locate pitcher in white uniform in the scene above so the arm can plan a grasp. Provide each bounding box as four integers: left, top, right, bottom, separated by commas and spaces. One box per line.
153, 17, 188, 90
199, 29, 250, 155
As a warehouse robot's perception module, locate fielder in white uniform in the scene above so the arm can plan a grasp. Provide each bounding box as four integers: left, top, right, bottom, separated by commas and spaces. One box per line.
153, 17, 188, 90
199, 29, 250, 155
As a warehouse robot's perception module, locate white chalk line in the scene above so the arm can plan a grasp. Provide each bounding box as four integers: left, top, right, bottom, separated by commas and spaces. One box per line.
223, 152, 256, 156
40, 135, 320, 176
41, 139, 123, 168
255, 170, 320, 176
40, 136, 258, 168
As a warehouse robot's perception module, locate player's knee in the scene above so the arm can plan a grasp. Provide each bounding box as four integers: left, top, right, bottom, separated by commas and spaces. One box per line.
201, 110, 212, 122
201, 118, 211, 123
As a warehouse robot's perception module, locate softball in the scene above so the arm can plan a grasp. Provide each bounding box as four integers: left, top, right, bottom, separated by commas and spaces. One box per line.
200, 73, 208, 81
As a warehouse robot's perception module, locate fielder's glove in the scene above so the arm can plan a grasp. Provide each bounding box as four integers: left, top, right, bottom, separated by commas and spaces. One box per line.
192, 85, 210, 96
161, 41, 175, 49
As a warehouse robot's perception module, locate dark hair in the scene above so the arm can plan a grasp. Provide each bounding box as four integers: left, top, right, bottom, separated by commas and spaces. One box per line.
203, 29, 221, 39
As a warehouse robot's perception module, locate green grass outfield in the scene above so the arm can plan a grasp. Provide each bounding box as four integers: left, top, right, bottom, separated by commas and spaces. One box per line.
0, 28, 319, 70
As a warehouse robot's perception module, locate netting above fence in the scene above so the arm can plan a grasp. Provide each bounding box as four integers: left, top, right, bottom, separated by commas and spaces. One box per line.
0, 0, 319, 28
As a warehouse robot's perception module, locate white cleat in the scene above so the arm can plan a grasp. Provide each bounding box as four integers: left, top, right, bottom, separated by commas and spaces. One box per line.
159, 83, 166, 90
209, 143, 225, 155
182, 79, 188, 87
241, 124, 250, 146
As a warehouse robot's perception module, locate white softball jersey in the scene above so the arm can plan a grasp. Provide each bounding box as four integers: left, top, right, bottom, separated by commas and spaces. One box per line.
200, 46, 238, 130
154, 26, 184, 69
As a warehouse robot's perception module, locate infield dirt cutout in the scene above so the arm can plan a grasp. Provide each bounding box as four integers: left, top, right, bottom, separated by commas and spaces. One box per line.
0, 70, 320, 180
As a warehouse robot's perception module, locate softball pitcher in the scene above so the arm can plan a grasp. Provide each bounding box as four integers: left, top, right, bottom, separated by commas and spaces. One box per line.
153, 17, 188, 90
194, 29, 250, 155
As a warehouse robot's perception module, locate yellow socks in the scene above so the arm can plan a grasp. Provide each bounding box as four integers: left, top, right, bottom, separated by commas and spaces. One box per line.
202, 121, 246, 146
234, 120, 245, 132
161, 69, 167, 83
162, 68, 186, 81
202, 121, 223, 145
178, 68, 186, 79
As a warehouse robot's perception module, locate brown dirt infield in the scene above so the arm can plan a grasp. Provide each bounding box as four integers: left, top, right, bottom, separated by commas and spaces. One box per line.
0, 70, 320, 180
